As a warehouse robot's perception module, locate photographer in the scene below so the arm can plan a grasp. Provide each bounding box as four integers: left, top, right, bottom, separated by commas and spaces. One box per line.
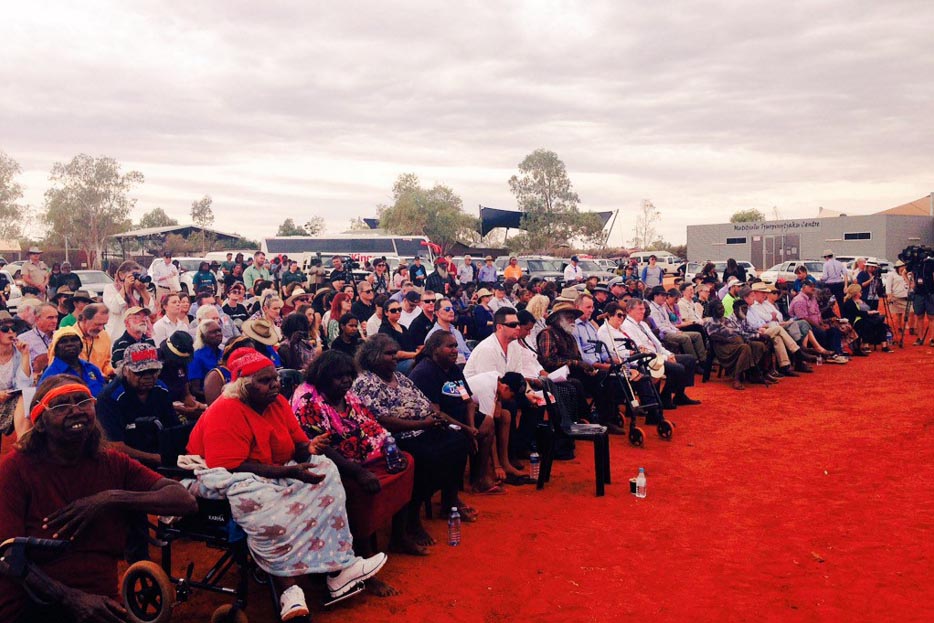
905, 249, 934, 345
103, 260, 152, 338
884, 260, 910, 341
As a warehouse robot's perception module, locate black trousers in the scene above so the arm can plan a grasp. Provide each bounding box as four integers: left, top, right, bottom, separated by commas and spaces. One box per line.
662, 354, 696, 399
396, 426, 468, 508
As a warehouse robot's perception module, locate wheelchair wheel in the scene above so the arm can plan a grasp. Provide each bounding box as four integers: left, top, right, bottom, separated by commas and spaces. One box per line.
629, 427, 645, 447
121, 561, 175, 623
657, 421, 673, 440
211, 604, 249, 623
252, 566, 269, 585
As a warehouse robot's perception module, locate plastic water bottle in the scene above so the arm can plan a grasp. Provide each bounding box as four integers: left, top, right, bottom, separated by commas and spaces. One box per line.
886, 328, 894, 343
529, 452, 540, 481
383, 436, 405, 474
815, 355, 822, 367
447, 507, 461, 546
635, 467, 647, 499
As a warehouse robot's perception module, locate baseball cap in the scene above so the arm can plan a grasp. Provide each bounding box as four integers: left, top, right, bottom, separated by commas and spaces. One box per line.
123, 343, 163, 374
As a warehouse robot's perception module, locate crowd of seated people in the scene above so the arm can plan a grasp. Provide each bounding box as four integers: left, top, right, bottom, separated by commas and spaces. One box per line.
0, 248, 919, 621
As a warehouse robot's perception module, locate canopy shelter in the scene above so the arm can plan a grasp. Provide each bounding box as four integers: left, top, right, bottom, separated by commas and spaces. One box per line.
478, 205, 616, 237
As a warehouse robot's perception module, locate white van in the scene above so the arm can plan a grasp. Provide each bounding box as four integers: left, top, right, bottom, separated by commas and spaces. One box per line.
629, 251, 682, 275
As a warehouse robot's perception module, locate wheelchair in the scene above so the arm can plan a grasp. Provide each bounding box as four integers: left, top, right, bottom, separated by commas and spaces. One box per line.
592, 339, 674, 447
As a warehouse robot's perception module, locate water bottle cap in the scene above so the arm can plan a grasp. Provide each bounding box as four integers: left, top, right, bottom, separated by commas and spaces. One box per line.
638, 467, 645, 472
451, 506, 458, 512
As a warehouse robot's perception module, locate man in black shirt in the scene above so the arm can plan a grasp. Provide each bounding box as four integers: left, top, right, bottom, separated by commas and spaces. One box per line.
222, 282, 249, 326
408, 256, 428, 287
350, 281, 376, 328
328, 255, 354, 289
111, 306, 156, 369
407, 290, 437, 346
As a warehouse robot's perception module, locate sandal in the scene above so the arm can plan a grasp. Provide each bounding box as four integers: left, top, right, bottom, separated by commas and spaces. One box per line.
471, 484, 506, 495
504, 474, 535, 486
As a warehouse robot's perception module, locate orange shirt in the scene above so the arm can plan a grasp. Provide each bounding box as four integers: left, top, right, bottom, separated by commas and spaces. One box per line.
503, 264, 523, 281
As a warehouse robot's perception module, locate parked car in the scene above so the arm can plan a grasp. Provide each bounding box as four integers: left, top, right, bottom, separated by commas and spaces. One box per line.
170, 257, 208, 294
493, 256, 565, 284
563, 259, 617, 282
1, 269, 23, 313
72, 270, 114, 300
683, 260, 758, 283
629, 251, 683, 275
759, 260, 825, 284
843, 257, 891, 274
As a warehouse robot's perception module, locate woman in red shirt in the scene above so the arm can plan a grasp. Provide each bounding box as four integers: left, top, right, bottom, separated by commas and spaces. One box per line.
187, 349, 388, 621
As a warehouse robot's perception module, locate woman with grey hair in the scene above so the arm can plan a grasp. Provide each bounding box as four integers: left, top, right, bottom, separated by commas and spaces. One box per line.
352, 334, 474, 527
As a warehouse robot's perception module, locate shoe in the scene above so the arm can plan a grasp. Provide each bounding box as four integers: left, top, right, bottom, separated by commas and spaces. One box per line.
851, 350, 868, 357
504, 474, 535, 486
280, 585, 310, 621
913, 339, 923, 346
327, 553, 388, 598
794, 363, 813, 373
779, 366, 799, 377
605, 422, 627, 435
929, 339, 934, 347
674, 394, 701, 406
661, 400, 677, 410
732, 380, 746, 390
881, 346, 892, 353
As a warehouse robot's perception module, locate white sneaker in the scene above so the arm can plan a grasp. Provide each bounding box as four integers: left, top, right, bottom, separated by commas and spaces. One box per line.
326, 553, 388, 597
279, 584, 309, 621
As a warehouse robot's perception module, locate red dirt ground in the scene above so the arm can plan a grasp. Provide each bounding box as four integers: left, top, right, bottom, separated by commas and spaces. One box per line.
163, 345, 934, 623
4, 345, 930, 622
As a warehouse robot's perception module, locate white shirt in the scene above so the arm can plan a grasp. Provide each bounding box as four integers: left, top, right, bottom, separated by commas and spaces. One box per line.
149, 259, 180, 291
152, 315, 191, 347
885, 272, 910, 299
597, 321, 634, 363
466, 371, 499, 417
463, 333, 509, 378
677, 298, 704, 324
487, 296, 511, 313
564, 263, 583, 282
399, 306, 422, 328
621, 316, 672, 358
366, 313, 382, 337
745, 302, 771, 330
506, 338, 544, 379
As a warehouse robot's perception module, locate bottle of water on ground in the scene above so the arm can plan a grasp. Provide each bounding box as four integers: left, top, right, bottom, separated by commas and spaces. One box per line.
384, 435, 405, 473
635, 467, 646, 499
448, 507, 461, 546
529, 452, 540, 481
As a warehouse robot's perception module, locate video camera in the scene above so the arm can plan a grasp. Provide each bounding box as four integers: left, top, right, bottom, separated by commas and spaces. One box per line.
898, 245, 934, 295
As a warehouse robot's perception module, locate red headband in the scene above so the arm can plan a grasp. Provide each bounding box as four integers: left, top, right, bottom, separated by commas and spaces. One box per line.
228, 348, 274, 381
30, 383, 92, 423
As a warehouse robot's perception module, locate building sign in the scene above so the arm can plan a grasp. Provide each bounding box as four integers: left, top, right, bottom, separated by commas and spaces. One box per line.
732, 220, 821, 233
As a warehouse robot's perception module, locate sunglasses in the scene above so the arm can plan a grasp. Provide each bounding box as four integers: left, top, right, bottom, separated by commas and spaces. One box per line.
614, 312, 626, 318
387, 308, 402, 313
0, 325, 14, 334
421, 299, 435, 304
440, 306, 454, 312
130, 368, 161, 377
499, 321, 521, 328
359, 289, 373, 294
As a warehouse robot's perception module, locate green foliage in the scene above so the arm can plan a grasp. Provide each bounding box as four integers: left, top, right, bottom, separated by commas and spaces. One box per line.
507, 149, 602, 252
730, 209, 766, 223
378, 173, 478, 254
348, 217, 371, 231
304, 216, 325, 236
277, 218, 307, 236
43, 154, 142, 268
190, 195, 214, 227
0, 151, 26, 240
137, 207, 179, 229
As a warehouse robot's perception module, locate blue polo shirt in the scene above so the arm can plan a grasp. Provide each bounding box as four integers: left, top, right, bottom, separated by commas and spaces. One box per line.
40, 358, 107, 397
188, 346, 222, 383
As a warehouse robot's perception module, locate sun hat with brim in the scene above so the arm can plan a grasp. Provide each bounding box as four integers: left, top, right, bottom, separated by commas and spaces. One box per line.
557, 287, 580, 302
726, 276, 740, 286
161, 330, 194, 361
751, 282, 777, 293
122, 306, 148, 321
822, 249, 834, 258
27, 246, 42, 254
71, 290, 94, 304
545, 301, 583, 325
52, 286, 75, 301
647, 354, 667, 379
737, 286, 754, 299
894, 260, 906, 268
865, 261, 879, 268
285, 287, 310, 306
475, 288, 493, 299
122, 343, 163, 374
0, 310, 13, 323
241, 319, 279, 346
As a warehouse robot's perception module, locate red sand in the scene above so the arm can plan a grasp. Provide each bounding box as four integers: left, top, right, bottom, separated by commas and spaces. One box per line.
163, 345, 933, 623
5, 346, 931, 622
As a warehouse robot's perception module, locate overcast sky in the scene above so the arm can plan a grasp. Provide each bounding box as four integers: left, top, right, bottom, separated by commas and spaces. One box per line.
2, 0, 932, 245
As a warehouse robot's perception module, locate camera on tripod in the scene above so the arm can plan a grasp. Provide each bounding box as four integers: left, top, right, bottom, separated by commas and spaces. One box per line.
898, 245, 934, 295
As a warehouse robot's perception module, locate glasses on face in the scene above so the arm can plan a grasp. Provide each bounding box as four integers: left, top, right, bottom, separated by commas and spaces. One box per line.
422, 299, 434, 304
360, 289, 373, 294
387, 308, 402, 313
46, 397, 96, 416
130, 368, 161, 378
0, 325, 14, 334
499, 321, 521, 328
615, 312, 626, 318
440, 306, 454, 312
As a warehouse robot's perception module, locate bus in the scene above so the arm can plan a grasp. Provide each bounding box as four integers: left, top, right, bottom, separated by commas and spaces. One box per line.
262, 234, 437, 271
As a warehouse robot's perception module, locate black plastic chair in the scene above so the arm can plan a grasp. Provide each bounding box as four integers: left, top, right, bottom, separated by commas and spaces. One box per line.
536, 379, 611, 497
278, 368, 304, 402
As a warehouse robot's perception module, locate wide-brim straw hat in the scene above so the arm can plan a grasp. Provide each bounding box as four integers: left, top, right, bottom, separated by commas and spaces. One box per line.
545, 301, 583, 325
241, 319, 279, 345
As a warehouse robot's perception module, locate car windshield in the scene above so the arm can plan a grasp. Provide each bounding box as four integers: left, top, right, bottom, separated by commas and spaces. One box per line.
177, 259, 205, 272
76, 270, 113, 284
804, 262, 824, 273
578, 261, 604, 271
527, 260, 562, 272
